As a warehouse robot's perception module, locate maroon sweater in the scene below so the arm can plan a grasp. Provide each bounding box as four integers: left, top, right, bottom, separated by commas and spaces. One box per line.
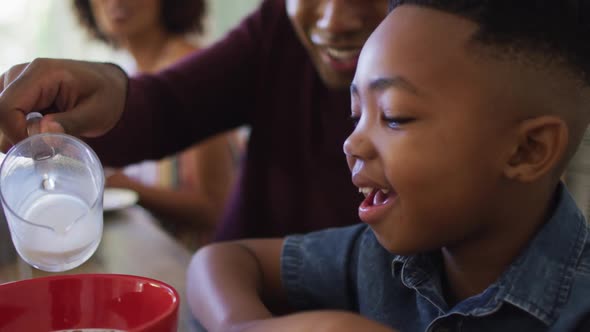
88, 0, 360, 241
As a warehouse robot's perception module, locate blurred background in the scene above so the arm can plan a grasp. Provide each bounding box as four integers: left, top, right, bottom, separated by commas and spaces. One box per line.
0, 0, 261, 73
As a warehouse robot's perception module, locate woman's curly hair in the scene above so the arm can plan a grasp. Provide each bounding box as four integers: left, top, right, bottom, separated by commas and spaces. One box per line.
72, 0, 207, 44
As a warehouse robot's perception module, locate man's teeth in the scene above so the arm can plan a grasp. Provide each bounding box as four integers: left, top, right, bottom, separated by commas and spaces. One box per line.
358, 187, 390, 197
325, 48, 360, 60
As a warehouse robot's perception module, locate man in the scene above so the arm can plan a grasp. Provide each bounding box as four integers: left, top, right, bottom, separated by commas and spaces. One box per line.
0, 0, 388, 240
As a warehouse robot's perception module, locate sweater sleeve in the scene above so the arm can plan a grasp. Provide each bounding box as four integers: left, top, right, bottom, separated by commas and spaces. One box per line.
86, 0, 282, 166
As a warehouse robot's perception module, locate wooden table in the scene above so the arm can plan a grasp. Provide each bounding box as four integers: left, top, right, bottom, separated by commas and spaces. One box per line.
0, 206, 201, 332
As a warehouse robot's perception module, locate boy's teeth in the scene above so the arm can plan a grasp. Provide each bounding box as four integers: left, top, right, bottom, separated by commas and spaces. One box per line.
359, 187, 373, 196
358, 187, 392, 197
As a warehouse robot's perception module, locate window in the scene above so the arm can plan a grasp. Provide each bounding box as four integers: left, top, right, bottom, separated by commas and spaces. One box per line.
0, 0, 261, 73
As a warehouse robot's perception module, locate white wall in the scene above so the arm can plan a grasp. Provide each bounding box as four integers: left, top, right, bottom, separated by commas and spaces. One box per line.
207, 0, 261, 41
0, 0, 262, 73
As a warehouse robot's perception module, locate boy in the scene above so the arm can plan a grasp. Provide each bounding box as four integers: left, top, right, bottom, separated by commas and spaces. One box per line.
186, 1, 590, 331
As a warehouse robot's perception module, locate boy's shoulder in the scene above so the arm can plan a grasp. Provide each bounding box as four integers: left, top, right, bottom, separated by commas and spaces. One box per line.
483, 185, 590, 330
576, 226, 590, 275
574, 229, 590, 286
550, 222, 590, 330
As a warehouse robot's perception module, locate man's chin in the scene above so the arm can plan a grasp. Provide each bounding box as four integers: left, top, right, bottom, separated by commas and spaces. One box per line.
319, 73, 354, 90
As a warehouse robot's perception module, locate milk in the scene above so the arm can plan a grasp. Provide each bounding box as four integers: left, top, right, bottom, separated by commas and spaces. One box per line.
9, 192, 102, 272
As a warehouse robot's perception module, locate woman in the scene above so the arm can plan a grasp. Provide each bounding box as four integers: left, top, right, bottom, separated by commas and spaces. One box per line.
73, 0, 245, 249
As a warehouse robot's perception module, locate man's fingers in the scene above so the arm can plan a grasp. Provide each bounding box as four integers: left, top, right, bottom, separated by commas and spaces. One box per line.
0, 131, 13, 153
0, 59, 127, 143
42, 101, 112, 138
0, 61, 57, 145
1, 63, 29, 93
39, 118, 65, 134
0, 63, 30, 146
0, 110, 27, 146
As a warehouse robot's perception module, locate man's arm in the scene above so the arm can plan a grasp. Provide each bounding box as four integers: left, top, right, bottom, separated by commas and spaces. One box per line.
87, 0, 280, 166
0, 0, 279, 164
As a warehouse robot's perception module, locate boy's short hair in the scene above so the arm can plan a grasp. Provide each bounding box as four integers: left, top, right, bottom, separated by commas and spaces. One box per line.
72, 0, 207, 44
389, 0, 590, 168
388, 1, 590, 84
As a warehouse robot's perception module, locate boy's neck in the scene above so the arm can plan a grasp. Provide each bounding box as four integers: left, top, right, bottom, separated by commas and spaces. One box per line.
439, 183, 558, 306
440, 246, 507, 306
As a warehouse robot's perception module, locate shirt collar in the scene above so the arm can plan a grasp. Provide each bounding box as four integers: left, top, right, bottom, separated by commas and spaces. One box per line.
391, 183, 588, 325
494, 184, 588, 325
392, 253, 438, 287
391, 256, 407, 279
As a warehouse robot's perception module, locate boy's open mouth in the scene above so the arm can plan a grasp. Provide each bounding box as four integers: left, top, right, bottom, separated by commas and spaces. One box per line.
357, 187, 396, 224
359, 187, 393, 206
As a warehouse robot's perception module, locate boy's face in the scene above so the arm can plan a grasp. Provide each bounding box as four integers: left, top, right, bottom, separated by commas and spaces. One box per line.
286, 0, 389, 90
344, 6, 519, 253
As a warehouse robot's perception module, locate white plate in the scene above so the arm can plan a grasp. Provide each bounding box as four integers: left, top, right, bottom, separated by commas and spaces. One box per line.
103, 188, 139, 212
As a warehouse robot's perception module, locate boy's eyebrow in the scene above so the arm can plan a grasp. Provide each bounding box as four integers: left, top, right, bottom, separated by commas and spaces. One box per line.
350, 76, 420, 97
369, 76, 420, 95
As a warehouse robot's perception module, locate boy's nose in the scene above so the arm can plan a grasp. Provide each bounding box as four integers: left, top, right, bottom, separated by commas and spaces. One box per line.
316, 0, 363, 34
343, 128, 377, 162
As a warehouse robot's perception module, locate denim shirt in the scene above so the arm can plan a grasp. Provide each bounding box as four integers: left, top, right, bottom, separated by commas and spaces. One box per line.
281, 185, 590, 332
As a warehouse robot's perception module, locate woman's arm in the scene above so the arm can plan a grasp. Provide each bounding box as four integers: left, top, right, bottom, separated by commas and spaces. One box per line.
106, 172, 216, 228
106, 132, 239, 230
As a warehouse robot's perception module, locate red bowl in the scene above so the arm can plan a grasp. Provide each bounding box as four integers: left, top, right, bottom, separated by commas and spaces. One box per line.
0, 274, 179, 332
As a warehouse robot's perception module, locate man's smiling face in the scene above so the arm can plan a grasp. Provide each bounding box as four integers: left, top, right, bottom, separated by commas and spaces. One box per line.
286, 0, 388, 89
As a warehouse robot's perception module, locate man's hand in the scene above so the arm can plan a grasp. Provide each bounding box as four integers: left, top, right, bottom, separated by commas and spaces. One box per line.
0, 58, 127, 151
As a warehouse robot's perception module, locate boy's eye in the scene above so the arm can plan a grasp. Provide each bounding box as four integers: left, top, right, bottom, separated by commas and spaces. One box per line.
381, 115, 414, 129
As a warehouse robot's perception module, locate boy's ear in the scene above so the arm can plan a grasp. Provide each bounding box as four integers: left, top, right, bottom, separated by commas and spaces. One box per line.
504, 116, 568, 182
